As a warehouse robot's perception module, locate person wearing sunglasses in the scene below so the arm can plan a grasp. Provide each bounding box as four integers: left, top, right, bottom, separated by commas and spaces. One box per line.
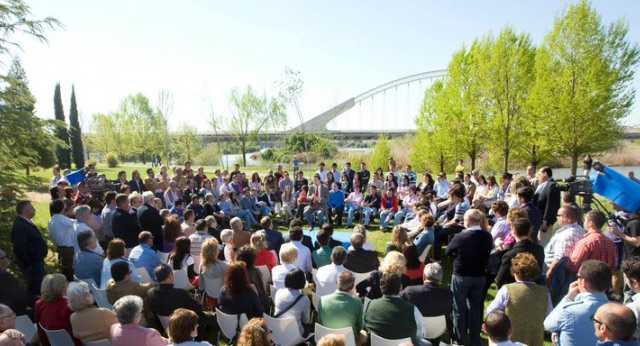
592, 303, 638, 346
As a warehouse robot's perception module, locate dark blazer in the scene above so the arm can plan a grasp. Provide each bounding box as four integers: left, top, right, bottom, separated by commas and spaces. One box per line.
533, 180, 561, 227
495, 239, 545, 288
521, 202, 543, 237
399, 281, 453, 317
259, 192, 279, 206
344, 248, 380, 273
218, 286, 264, 319
314, 237, 343, 250
356, 270, 411, 299
136, 203, 164, 248
10, 217, 48, 268
262, 229, 284, 255
147, 284, 208, 338
112, 208, 142, 248
127, 179, 146, 194
0, 268, 36, 316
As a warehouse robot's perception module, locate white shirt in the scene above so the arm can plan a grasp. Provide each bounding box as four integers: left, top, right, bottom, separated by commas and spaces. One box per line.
274, 288, 311, 335
543, 222, 585, 271
627, 292, 640, 339
280, 240, 312, 274
48, 214, 76, 247
100, 258, 143, 289
272, 263, 297, 289
73, 221, 104, 256
316, 169, 328, 182
490, 341, 526, 346
164, 189, 179, 208
50, 175, 67, 188
315, 263, 348, 296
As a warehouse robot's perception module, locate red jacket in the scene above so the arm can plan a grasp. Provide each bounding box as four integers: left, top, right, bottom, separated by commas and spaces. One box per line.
381, 194, 399, 212
35, 298, 82, 346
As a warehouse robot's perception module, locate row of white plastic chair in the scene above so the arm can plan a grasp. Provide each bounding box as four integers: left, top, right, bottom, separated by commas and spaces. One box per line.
12, 314, 111, 346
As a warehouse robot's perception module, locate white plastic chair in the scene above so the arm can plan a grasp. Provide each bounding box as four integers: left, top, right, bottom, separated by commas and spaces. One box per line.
256, 265, 272, 287
270, 284, 278, 300
83, 339, 113, 346
201, 276, 223, 301
419, 244, 433, 263
315, 324, 356, 346
351, 271, 372, 287
158, 251, 170, 263
91, 284, 113, 309
264, 314, 312, 346
370, 333, 412, 346
39, 323, 74, 346
15, 315, 37, 344
310, 291, 321, 311
136, 267, 153, 282
76, 277, 98, 288
157, 315, 170, 330
215, 308, 248, 340
173, 269, 195, 290
423, 315, 447, 339
269, 250, 279, 264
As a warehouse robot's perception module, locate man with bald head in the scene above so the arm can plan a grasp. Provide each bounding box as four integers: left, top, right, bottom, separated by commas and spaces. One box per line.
446, 209, 493, 346
593, 303, 638, 345
344, 233, 379, 273
543, 205, 585, 279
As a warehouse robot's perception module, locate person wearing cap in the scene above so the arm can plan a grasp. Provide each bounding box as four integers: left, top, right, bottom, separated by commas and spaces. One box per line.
128, 231, 162, 281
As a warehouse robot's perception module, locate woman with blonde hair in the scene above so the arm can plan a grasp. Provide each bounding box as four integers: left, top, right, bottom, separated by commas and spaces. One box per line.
35, 274, 81, 346
250, 232, 277, 273
356, 251, 409, 299
386, 226, 409, 254
237, 317, 271, 346
199, 238, 228, 308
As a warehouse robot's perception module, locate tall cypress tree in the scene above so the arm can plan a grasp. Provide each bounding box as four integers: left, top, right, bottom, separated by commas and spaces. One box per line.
68, 85, 84, 168
54, 83, 70, 168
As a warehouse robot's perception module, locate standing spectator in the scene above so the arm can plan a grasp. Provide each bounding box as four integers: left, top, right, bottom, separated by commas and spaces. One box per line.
544, 260, 612, 346
517, 187, 543, 242
112, 194, 142, 250
446, 209, 493, 346
495, 219, 544, 288
566, 211, 617, 272
137, 191, 165, 250
10, 200, 47, 296
109, 295, 169, 346
48, 199, 76, 281
359, 162, 370, 190
533, 166, 561, 239
67, 281, 117, 343
50, 167, 67, 188
543, 205, 585, 279
128, 231, 162, 281
611, 208, 640, 260
35, 274, 82, 346
101, 191, 117, 243
593, 303, 639, 346
72, 205, 104, 256
621, 256, 640, 339
583, 155, 593, 176
315, 247, 348, 296
294, 171, 308, 192
400, 263, 453, 318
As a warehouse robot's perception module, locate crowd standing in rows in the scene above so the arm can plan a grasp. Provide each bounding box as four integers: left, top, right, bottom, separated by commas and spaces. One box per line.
2, 157, 640, 345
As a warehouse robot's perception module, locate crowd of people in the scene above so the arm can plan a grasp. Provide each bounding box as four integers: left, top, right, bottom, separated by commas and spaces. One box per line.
1, 157, 640, 345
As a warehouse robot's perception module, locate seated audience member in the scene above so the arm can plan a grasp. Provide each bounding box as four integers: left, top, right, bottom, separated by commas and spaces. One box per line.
251, 232, 277, 273
348, 224, 375, 251
106, 261, 155, 323
356, 251, 410, 299
167, 308, 213, 346
237, 317, 270, 346
168, 237, 198, 286
181, 210, 197, 237
186, 194, 207, 221
566, 210, 617, 272
258, 217, 284, 255
286, 218, 315, 253
67, 281, 117, 342
35, 274, 81, 346
364, 272, 426, 346
0, 249, 36, 319
318, 271, 365, 344
593, 303, 638, 346
280, 226, 312, 274
110, 295, 169, 346
0, 304, 26, 346
487, 253, 551, 346
235, 246, 270, 312
147, 264, 212, 341
344, 233, 380, 274
274, 269, 311, 336
316, 334, 347, 346
72, 204, 105, 256
218, 262, 264, 319
189, 219, 213, 264
230, 216, 252, 249
315, 246, 349, 296
411, 213, 435, 257
386, 226, 410, 254
490, 200, 510, 243
47, 199, 76, 281
313, 227, 333, 268
495, 218, 544, 288
198, 238, 228, 307
101, 238, 143, 289
73, 230, 104, 287
204, 215, 222, 242
272, 246, 298, 290
169, 198, 185, 222
482, 311, 525, 346
314, 223, 343, 249
128, 231, 162, 281
220, 229, 235, 263
400, 263, 453, 318
403, 244, 425, 285
621, 256, 640, 339
163, 215, 183, 253
544, 260, 612, 346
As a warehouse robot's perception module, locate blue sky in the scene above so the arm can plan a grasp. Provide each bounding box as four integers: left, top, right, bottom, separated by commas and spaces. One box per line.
10, 0, 640, 132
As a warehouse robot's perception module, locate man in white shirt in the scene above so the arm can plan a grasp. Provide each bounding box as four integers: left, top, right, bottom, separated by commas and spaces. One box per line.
48, 199, 76, 281
329, 163, 340, 185
434, 173, 450, 200
315, 246, 348, 296
280, 226, 312, 274
543, 205, 585, 278
49, 167, 67, 188
315, 162, 328, 183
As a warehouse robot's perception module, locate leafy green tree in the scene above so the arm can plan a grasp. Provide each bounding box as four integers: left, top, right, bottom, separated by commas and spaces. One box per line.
68, 85, 84, 168
119, 93, 165, 164
53, 82, 70, 168
368, 135, 391, 171
173, 123, 202, 162
530, 0, 639, 175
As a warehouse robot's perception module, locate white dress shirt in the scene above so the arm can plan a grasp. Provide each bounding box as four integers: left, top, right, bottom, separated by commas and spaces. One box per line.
315, 263, 348, 296
48, 214, 76, 247
272, 263, 297, 290
280, 240, 312, 274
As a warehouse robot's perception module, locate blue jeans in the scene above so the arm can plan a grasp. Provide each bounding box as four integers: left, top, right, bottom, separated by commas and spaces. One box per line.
393, 208, 413, 226
258, 205, 270, 217
379, 211, 395, 229
345, 203, 361, 226
236, 210, 257, 229
303, 205, 324, 229
362, 207, 377, 226
451, 275, 486, 346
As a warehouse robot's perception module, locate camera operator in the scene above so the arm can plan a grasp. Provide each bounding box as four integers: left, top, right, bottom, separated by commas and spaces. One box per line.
610, 208, 640, 261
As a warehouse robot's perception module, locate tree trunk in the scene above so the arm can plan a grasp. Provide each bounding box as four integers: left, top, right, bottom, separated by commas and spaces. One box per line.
503, 149, 509, 173
241, 140, 247, 167
570, 152, 579, 177
439, 153, 445, 173
141, 153, 146, 165
25, 164, 30, 176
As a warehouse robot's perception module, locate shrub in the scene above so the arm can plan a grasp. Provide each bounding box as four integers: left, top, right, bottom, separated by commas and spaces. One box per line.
261, 148, 275, 161
106, 153, 118, 168
368, 135, 391, 171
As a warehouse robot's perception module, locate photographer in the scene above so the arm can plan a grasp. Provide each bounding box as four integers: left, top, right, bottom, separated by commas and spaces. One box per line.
611, 208, 640, 261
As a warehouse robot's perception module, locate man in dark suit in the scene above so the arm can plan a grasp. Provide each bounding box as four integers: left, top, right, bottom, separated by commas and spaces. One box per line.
127, 170, 146, 194
517, 186, 543, 241
10, 201, 48, 296
344, 233, 379, 273
136, 192, 164, 250
112, 193, 142, 249
0, 247, 36, 318
495, 218, 544, 288
343, 162, 355, 191
147, 264, 213, 341
400, 262, 453, 317
533, 166, 561, 240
